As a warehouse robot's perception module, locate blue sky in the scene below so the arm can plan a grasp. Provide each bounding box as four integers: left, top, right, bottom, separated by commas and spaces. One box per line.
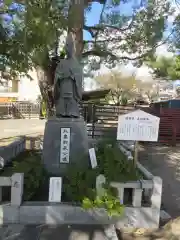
3, 1, 172, 39
84, 1, 134, 40
84, 3, 102, 40
84, 1, 173, 40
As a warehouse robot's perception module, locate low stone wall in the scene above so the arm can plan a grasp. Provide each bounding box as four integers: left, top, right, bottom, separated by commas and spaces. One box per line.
0, 203, 161, 227
0, 173, 24, 205
0, 164, 162, 229
0, 137, 162, 228
96, 169, 162, 229
0, 138, 26, 168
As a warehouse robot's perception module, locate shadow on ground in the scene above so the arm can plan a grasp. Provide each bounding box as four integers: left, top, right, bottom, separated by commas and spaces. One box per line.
139, 142, 180, 218
1, 220, 180, 240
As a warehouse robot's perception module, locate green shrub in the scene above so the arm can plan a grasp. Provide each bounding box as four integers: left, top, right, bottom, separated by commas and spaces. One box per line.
64, 158, 124, 217
64, 139, 145, 217
64, 159, 99, 202
11, 150, 47, 200
96, 140, 143, 182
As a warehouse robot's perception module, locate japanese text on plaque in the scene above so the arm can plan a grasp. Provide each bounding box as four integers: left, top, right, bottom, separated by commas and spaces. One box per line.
60, 128, 70, 163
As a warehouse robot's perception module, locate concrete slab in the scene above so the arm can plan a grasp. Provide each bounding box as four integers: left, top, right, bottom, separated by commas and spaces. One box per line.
0, 203, 160, 229
39, 225, 109, 240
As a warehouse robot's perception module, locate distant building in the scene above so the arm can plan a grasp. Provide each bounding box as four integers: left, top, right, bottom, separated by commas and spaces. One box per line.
0, 71, 19, 102
0, 69, 40, 102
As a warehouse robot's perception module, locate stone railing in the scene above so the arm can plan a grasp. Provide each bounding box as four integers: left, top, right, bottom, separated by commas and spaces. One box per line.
0, 173, 24, 206
91, 140, 163, 228
0, 138, 26, 169
0, 167, 162, 229
96, 169, 162, 228
0, 138, 162, 229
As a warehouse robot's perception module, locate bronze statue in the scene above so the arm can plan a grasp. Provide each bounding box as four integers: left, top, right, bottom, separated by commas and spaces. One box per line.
53, 33, 82, 118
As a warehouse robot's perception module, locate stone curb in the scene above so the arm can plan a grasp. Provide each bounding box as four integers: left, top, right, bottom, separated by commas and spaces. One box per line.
0, 203, 160, 228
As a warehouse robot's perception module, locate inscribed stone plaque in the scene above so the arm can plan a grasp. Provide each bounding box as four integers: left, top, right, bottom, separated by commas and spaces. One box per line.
89, 148, 97, 168
48, 177, 62, 202
60, 128, 70, 163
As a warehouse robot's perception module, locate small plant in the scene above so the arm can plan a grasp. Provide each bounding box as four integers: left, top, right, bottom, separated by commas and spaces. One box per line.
82, 188, 124, 217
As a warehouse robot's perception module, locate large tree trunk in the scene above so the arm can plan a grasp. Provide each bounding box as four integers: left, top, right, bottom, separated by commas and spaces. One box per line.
68, 0, 84, 59
36, 66, 54, 117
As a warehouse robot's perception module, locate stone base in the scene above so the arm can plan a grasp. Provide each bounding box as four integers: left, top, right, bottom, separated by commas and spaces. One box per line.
0, 203, 160, 228
42, 117, 88, 176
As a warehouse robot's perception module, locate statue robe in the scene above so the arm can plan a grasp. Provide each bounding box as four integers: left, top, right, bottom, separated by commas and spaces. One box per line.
53, 58, 82, 117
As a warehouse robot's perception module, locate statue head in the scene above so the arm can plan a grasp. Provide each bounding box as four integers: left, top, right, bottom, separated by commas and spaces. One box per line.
65, 32, 76, 58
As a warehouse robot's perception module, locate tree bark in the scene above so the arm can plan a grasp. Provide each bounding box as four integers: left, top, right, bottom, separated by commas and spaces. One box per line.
36, 66, 54, 117
38, 0, 105, 115
68, 0, 84, 59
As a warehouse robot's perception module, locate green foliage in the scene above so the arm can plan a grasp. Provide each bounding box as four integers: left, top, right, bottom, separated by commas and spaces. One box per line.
147, 56, 173, 78
168, 56, 180, 80
96, 140, 143, 182
64, 159, 98, 202
41, 100, 47, 118
82, 189, 124, 217
64, 154, 124, 217
147, 56, 180, 80
0, 0, 172, 77
11, 151, 47, 200
121, 96, 128, 106
64, 139, 143, 217
0, 0, 67, 74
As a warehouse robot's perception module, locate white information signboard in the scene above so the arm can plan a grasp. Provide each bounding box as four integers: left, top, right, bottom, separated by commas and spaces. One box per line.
89, 148, 97, 168
48, 177, 62, 202
60, 128, 70, 163
117, 110, 160, 142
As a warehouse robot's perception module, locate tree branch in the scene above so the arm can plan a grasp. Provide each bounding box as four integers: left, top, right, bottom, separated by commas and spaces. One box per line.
83, 30, 174, 61
82, 49, 150, 60
84, 25, 97, 38
85, 0, 106, 4
83, 17, 134, 38
82, 49, 118, 59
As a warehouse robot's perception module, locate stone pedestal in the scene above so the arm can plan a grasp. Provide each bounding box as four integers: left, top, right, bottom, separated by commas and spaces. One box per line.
42, 117, 88, 176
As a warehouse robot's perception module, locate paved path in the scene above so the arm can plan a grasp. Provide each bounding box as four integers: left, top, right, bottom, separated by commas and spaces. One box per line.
0, 119, 46, 139
139, 143, 180, 218
0, 224, 118, 240
2, 222, 180, 240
